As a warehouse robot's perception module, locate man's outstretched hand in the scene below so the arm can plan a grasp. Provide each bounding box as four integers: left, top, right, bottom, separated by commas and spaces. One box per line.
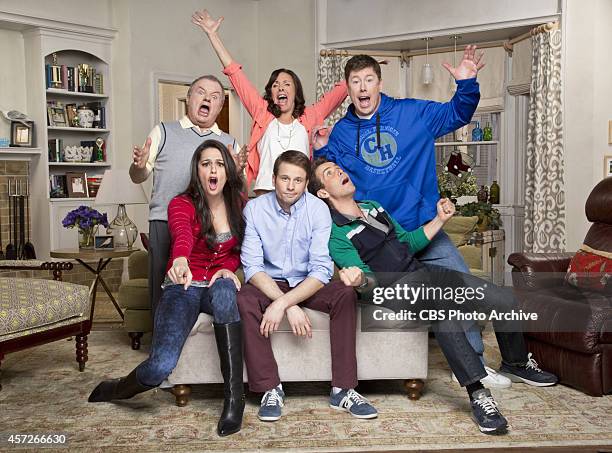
442, 44, 485, 80
132, 137, 151, 169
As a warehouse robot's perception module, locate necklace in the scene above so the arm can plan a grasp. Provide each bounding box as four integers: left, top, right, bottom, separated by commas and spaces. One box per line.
276, 119, 295, 150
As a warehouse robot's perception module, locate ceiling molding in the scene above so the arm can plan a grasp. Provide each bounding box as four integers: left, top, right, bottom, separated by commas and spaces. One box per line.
0, 10, 117, 39
322, 14, 561, 49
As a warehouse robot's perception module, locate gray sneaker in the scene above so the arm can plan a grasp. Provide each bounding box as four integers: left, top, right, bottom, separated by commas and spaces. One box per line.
470, 388, 508, 435
329, 389, 378, 419
258, 386, 285, 422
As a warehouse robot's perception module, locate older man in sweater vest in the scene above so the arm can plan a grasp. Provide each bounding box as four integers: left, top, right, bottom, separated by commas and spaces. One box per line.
130, 74, 243, 319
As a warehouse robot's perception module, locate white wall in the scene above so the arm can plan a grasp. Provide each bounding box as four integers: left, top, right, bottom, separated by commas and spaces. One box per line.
563, 0, 612, 250
323, 0, 559, 45
0, 29, 27, 140
0, 0, 113, 28
256, 0, 317, 103
124, 0, 259, 170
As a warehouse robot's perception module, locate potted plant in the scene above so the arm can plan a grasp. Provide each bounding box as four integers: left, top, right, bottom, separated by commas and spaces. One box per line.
437, 172, 478, 203
62, 205, 109, 249
456, 201, 502, 231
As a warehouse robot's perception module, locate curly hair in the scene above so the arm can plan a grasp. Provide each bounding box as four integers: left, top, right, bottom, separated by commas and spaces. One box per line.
263, 68, 306, 118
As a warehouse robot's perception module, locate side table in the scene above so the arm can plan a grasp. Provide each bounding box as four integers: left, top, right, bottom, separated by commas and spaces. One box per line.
50, 248, 137, 321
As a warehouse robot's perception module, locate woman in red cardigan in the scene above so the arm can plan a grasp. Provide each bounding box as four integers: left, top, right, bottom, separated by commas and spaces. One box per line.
193, 9, 347, 194
89, 140, 246, 437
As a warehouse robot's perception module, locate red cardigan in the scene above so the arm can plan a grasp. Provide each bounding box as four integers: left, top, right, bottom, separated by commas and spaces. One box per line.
167, 194, 240, 281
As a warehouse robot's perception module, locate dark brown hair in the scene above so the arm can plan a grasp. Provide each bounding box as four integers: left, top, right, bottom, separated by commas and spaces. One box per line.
263, 69, 306, 118
273, 150, 311, 180
344, 55, 381, 82
307, 157, 330, 201
183, 140, 245, 250
308, 157, 331, 206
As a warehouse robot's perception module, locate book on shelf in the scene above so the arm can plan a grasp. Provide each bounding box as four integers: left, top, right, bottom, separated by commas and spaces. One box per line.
45, 61, 104, 94
49, 174, 68, 198
87, 176, 103, 198
48, 138, 63, 162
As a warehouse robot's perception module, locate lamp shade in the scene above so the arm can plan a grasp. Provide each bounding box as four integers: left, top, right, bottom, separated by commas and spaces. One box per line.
94, 169, 148, 205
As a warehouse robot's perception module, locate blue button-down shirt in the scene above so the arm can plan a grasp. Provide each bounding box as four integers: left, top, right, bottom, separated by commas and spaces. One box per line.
241, 191, 334, 287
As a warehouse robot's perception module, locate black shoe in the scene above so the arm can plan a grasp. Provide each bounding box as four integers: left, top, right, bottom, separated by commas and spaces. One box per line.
470, 389, 508, 435
499, 353, 558, 387
88, 368, 154, 403
214, 321, 245, 437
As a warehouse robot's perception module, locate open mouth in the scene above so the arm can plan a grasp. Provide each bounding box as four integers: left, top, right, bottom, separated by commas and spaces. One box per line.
276, 94, 288, 106
341, 176, 349, 185
208, 176, 218, 191
357, 95, 371, 109
199, 103, 210, 117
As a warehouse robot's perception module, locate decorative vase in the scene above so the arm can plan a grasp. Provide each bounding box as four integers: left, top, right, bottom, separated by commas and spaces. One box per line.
77, 106, 95, 128
106, 204, 138, 248
78, 227, 95, 249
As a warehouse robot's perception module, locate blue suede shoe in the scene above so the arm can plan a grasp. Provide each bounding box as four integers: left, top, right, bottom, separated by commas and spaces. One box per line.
258, 386, 285, 422
329, 389, 378, 419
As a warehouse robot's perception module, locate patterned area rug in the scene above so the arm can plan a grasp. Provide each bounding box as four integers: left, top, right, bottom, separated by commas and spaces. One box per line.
1, 331, 610, 452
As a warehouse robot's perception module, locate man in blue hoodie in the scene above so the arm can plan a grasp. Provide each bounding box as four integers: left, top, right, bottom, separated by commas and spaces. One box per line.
312, 48, 511, 388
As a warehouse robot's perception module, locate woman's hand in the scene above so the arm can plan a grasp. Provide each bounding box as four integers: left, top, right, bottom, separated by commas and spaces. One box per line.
192, 9, 223, 35
167, 257, 192, 290
436, 198, 456, 223
311, 125, 332, 150
209, 268, 241, 290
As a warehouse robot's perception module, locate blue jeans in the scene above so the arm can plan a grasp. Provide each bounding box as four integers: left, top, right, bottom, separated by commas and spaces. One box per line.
414, 230, 486, 364
135, 278, 239, 386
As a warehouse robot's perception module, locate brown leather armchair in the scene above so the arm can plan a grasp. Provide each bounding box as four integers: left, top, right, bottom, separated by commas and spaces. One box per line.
508, 177, 612, 396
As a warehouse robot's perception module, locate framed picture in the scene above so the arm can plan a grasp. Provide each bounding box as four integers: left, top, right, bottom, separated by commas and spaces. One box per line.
47, 106, 67, 127
604, 155, 612, 179
95, 235, 114, 249
66, 171, 88, 198
65, 104, 78, 127
10, 121, 33, 147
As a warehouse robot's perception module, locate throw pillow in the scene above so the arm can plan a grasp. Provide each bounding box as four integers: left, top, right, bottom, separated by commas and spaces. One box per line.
565, 245, 612, 292
442, 216, 479, 247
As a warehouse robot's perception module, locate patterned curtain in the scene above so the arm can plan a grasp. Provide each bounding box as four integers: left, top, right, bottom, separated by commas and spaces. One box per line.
523, 28, 566, 252
316, 53, 351, 126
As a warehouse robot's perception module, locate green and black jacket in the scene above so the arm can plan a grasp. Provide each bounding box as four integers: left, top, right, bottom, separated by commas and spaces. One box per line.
329, 200, 431, 296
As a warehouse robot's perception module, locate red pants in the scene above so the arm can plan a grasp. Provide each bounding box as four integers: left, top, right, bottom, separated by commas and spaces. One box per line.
237, 280, 358, 392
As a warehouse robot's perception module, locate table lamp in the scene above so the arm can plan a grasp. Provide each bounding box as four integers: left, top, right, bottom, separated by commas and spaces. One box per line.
95, 169, 148, 248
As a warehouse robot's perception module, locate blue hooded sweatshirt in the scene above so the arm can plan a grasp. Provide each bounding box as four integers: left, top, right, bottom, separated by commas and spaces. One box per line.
314, 78, 480, 231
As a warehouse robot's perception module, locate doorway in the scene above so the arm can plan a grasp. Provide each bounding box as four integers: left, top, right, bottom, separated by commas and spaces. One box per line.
158, 80, 230, 133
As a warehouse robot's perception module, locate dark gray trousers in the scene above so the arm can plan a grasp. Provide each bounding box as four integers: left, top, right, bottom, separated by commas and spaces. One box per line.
148, 220, 170, 324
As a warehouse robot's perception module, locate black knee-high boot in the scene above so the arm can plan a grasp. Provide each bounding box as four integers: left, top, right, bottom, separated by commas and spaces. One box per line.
88, 368, 154, 403
214, 321, 245, 436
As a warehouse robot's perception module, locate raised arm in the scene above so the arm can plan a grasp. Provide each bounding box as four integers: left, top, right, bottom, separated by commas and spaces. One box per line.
192, 9, 233, 68
193, 9, 267, 121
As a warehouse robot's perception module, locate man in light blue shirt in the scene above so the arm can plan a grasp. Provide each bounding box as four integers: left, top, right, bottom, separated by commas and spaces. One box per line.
238, 151, 378, 422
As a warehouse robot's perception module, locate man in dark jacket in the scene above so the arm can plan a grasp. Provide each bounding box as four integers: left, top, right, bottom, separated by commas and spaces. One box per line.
309, 158, 558, 435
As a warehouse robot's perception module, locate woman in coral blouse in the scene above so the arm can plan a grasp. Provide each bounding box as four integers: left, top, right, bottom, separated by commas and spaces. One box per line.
88, 140, 246, 437
193, 9, 347, 194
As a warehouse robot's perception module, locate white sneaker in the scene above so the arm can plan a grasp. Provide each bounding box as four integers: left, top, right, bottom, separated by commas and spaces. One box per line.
452, 366, 512, 389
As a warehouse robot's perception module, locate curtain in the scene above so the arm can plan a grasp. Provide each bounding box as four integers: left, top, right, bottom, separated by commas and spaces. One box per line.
316, 53, 351, 126
523, 28, 566, 252
409, 47, 506, 112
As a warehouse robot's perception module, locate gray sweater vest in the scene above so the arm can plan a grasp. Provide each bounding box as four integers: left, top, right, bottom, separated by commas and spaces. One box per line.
149, 121, 237, 221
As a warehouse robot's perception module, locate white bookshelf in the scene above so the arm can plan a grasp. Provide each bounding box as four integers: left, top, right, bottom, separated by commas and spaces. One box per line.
20, 27, 115, 257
